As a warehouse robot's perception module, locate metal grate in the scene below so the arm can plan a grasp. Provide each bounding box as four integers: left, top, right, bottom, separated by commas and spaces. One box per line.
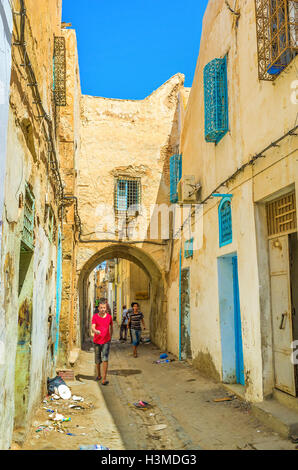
22, 184, 35, 251
266, 191, 297, 236
184, 238, 194, 258
255, 0, 298, 80
48, 206, 55, 243
219, 197, 232, 247
170, 154, 182, 203
114, 177, 141, 213
204, 57, 229, 144
53, 37, 66, 106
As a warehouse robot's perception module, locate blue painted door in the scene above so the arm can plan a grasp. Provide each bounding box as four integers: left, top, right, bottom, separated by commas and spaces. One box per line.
232, 256, 245, 385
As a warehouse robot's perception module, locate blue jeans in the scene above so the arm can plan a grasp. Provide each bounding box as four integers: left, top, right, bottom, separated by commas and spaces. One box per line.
131, 329, 141, 346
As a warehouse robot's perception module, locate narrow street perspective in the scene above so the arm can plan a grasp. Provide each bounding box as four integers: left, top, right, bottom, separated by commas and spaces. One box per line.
0, 0, 298, 453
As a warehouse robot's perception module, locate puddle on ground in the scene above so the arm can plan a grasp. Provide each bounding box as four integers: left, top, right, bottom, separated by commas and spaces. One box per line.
109, 369, 142, 377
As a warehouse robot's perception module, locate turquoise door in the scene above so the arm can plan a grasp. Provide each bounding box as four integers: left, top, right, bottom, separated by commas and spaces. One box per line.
232, 256, 245, 385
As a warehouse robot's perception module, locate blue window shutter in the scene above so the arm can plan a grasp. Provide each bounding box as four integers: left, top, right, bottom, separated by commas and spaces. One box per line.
170, 154, 182, 203
184, 238, 194, 258
219, 197, 232, 247
204, 56, 229, 144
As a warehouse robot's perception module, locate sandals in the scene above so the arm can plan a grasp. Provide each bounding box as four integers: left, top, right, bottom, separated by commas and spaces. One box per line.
101, 380, 109, 386
95, 376, 102, 381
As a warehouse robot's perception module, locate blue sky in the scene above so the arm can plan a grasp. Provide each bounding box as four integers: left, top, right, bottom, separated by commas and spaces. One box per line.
62, 0, 209, 100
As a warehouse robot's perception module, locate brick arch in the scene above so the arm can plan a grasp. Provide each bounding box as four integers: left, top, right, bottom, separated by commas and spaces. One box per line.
78, 243, 167, 350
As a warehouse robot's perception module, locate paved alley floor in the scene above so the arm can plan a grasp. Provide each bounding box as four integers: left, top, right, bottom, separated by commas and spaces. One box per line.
21, 335, 298, 451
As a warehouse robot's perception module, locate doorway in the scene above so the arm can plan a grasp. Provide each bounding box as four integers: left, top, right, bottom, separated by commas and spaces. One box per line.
180, 267, 191, 361
269, 233, 298, 396
218, 254, 245, 385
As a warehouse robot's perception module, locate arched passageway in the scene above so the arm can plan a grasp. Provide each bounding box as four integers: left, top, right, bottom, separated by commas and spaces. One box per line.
78, 244, 167, 350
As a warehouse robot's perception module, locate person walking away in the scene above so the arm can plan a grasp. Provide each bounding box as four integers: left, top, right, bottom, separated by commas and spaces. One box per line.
119, 305, 128, 341
91, 300, 113, 385
126, 307, 133, 343
128, 302, 146, 358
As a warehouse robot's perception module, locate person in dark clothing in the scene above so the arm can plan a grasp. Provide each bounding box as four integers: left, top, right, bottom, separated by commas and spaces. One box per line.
127, 302, 146, 358
119, 305, 128, 341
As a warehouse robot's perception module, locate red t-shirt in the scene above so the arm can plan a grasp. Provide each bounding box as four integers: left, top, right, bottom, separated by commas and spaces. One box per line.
92, 313, 113, 345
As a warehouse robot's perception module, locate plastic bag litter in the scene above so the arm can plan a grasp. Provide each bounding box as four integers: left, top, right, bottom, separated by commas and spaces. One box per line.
58, 384, 71, 400
47, 376, 67, 395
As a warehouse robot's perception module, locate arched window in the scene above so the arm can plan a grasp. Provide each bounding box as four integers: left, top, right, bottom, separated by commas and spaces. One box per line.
219, 197, 232, 247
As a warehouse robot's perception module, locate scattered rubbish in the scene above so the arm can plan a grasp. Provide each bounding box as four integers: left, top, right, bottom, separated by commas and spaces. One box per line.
43, 408, 55, 413
213, 397, 234, 402
149, 413, 155, 417
72, 395, 84, 402
256, 430, 261, 433
148, 424, 167, 432
58, 384, 72, 400
66, 433, 76, 436
143, 339, 151, 343
52, 394, 60, 400
160, 353, 168, 359
290, 435, 298, 443
47, 375, 67, 395
133, 400, 151, 409
79, 444, 110, 450
49, 412, 71, 422
69, 404, 84, 410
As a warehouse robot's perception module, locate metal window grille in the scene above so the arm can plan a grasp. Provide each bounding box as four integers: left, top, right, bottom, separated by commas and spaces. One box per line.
114, 177, 141, 213
204, 57, 229, 144
255, 0, 298, 80
22, 184, 35, 251
170, 154, 182, 203
53, 36, 66, 106
266, 191, 297, 236
48, 207, 55, 243
219, 198, 232, 247
184, 238, 194, 258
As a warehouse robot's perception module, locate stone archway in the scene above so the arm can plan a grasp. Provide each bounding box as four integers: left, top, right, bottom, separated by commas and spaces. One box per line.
77, 243, 167, 350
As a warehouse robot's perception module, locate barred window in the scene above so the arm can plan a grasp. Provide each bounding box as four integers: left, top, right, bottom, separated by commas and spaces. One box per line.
219, 197, 233, 247
170, 154, 182, 203
204, 56, 229, 144
53, 36, 66, 106
255, 0, 298, 80
22, 184, 35, 251
114, 178, 141, 213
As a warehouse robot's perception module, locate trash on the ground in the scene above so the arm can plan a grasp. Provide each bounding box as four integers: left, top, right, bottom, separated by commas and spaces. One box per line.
69, 404, 84, 410
148, 424, 167, 432
143, 339, 151, 343
256, 430, 261, 433
79, 444, 110, 450
58, 384, 72, 400
43, 407, 55, 412
52, 394, 60, 400
160, 353, 168, 359
66, 433, 76, 436
72, 395, 84, 402
213, 397, 234, 402
290, 435, 298, 443
133, 400, 151, 409
149, 413, 155, 417
49, 412, 71, 422
47, 375, 67, 395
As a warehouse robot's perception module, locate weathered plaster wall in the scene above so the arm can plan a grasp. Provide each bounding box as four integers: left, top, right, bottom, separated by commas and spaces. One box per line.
0, 0, 63, 449
168, 0, 298, 402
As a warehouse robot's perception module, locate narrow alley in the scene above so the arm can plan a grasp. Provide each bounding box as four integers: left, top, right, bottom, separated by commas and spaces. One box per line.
20, 329, 297, 451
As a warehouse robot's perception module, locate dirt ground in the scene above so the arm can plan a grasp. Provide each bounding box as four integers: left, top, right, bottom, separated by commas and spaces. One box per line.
20, 331, 298, 451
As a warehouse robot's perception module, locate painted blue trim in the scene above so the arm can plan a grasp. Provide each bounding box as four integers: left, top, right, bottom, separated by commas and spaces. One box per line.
212, 194, 233, 198
219, 196, 233, 248
232, 256, 245, 385
179, 247, 182, 361
170, 154, 182, 203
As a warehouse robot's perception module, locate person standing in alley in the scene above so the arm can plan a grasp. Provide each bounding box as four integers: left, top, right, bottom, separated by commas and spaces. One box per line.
119, 305, 128, 341
92, 299, 113, 385
127, 302, 146, 358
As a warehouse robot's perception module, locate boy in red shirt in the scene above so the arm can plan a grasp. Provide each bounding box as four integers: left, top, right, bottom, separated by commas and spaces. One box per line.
92, 300, 113, 385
